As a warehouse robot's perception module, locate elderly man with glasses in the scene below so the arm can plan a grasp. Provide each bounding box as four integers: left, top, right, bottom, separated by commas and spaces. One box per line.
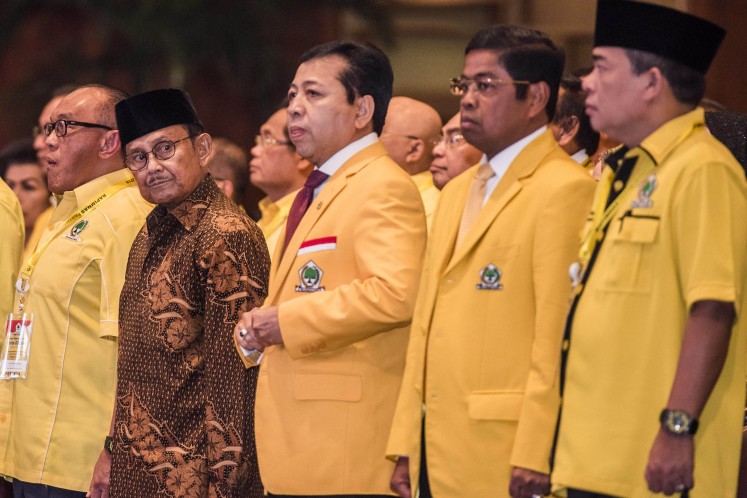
85, 88, 270, 498
250, 107, 313, 258
386, 25, 594, 498
1, 84, 152, 498
430, 111, 483, 191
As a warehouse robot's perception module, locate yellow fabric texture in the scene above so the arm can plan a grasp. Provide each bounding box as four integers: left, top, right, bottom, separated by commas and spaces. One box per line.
0, 179, 24, 473
257, 189, 299, 259
386, 130, 595, 497
22, 205, 53, 262
554, 108, 747, 497
254, 142, 427, 495
0, 178, 24, 321
410, 170, 440, 232
1, 169, 152, 492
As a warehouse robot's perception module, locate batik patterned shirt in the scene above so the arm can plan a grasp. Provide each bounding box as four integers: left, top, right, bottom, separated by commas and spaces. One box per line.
110, 176, 269, 498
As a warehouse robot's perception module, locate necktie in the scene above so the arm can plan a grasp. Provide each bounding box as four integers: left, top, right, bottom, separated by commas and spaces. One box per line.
283, 169, 330, 252
455, 163, 494, 247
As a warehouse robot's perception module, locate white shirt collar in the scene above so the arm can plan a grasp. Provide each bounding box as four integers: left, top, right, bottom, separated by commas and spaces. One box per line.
570, 149, 589, 164
480, 125, 547, 204
316, 133, 379, 177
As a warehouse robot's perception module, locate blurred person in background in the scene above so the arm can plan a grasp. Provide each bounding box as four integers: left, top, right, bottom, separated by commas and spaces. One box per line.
207, 136, 250, 208
430, 112, 482, 190
250, 107, 312, 258
380, 96, 442, 230
551, 73, 600, 170
0, 139, 50, 256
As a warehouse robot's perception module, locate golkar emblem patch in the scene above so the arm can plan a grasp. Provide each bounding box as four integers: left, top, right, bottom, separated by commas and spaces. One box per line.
476, 263, 503, 290
630, 174, 657, 209
296, 260, 325, 292
63, 219, 89, 241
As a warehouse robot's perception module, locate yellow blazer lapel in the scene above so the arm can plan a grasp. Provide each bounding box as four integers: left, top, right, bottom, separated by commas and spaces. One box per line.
445, 130, 559, 272
268, 142, 389, 301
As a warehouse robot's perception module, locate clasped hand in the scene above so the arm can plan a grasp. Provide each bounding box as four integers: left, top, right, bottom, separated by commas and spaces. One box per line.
234, 306, 283, 352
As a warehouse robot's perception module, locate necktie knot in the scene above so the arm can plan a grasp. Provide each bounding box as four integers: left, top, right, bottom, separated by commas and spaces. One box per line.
455, 163, 494, 247
476, 162, 495, 182
305, 169, 329, 189
282, 169, 330, 255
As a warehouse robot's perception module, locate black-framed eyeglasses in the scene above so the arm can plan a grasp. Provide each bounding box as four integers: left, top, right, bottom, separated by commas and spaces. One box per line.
43, 119, 113, 138
255, 134, 291, 147
431, 133, 466, 149
124, 136, 194, 172
449, 76, 532, 96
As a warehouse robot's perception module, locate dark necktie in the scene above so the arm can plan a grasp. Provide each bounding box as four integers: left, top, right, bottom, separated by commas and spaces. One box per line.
283, 169, 330, 252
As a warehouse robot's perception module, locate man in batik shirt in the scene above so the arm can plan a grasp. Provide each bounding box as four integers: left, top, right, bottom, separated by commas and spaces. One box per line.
88, 88, 269, 498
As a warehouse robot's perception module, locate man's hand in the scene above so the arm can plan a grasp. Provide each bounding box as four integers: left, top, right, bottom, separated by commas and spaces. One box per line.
645, 429, 694, 495
234, 307, 282, 352
509, 466, 550, 498
87, 449, 112, 498
390, 456, 412, 498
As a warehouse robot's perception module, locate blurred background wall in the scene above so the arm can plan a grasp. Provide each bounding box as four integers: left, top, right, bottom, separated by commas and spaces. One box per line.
0, 0, 743, 209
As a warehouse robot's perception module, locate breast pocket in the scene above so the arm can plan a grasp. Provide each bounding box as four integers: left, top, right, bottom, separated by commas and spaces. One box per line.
597, 215, 659, 293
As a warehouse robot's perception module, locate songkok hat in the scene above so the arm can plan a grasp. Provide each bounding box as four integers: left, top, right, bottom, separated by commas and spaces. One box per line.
594, 0, 725, 74
116, 88, 203, 148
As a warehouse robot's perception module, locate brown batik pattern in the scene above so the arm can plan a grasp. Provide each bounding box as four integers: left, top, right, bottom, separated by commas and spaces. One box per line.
111, 177, 269, 498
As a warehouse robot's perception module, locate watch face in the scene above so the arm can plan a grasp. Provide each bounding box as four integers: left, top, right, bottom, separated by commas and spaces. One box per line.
669, 412, 689, 432
663, 409, 694, 435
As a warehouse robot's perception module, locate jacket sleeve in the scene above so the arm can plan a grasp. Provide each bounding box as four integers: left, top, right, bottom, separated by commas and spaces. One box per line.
509, 172, 594, 473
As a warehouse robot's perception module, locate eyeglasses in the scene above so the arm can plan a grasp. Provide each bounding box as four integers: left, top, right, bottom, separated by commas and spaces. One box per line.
124, 136, 194, 171
32, 125, 43, 138
449, 76, 532, 96
431, 133, 466, 149
43, 119, 113, 138
255, 134, 291, 147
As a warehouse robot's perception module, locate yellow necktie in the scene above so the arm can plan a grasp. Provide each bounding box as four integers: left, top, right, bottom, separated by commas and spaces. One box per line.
456, 163, 495, 247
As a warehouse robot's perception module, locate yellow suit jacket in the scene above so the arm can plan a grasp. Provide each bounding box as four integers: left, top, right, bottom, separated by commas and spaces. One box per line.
255, 142, 427, 495
386, 130, 595, 497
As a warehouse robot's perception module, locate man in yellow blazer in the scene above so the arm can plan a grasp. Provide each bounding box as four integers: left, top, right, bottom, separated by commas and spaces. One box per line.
235, 41, 427, 497
386, 26, 595, 498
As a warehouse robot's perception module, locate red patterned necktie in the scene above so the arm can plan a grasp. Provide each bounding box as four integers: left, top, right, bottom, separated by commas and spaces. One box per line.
283, 169, 330, 252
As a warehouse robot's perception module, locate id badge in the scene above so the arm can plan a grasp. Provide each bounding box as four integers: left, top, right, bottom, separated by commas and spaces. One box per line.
0, 313, 33, 380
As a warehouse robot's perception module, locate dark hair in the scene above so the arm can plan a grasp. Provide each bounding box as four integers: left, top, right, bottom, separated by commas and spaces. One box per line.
209, 137, 249, 201
465, 25, 564, 121
554, 73, 600, 155
0, 138, 39, 179
299, 41, 394, 134
624, 49, 705, 106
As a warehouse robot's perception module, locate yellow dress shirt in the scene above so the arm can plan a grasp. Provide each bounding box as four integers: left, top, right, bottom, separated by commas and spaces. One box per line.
410, 170, 440, 233
0, 178, 23, 321
554, 109, 747, 497
0, 179, 23, 480
257, 189, 299, 259
2, 169, 152, 492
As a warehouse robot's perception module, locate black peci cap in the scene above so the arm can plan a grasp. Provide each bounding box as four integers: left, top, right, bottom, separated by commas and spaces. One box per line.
594, 0, 725, 74
116, 88, 203, 148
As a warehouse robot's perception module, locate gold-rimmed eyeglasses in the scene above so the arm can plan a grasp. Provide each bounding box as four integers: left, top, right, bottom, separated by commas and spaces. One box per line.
255, 134, 291, 147
449, 76, 532, 96
431, 133, 466, 149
